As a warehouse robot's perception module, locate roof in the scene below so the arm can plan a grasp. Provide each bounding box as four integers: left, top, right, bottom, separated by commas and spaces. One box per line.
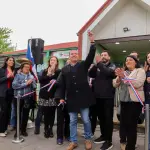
1, 41, 78, 55
78, 0, 112, 35
77, 0, 113, 59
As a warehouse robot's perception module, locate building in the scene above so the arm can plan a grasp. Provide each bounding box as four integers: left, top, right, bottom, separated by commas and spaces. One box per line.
0, 41, 78, 72
78, 0, 150, 65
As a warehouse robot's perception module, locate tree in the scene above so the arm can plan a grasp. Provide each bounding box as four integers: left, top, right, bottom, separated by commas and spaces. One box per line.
0, 27, 14, 53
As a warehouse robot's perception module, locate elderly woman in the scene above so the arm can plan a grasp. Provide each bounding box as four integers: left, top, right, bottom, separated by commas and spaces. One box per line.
113, 55, 146, 150
12, 61, 36, 137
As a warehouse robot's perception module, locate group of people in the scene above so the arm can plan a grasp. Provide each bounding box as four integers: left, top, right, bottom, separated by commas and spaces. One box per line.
0, 31, 149, 150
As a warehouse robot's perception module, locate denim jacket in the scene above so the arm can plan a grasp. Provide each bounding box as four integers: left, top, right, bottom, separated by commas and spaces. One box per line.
12, 72, 36, 98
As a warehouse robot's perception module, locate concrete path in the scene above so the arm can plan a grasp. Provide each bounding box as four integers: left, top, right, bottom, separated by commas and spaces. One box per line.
0, 124, 144, 150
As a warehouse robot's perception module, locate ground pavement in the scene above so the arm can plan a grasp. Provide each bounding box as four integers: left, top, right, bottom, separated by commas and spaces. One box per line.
0, 124, 144, 150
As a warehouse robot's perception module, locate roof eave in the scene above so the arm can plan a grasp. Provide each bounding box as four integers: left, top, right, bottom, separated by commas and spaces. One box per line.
78, 0, 112, 35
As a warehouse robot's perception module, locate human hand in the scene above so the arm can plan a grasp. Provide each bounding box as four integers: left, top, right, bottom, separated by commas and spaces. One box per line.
115, 68, 125, 78
88, 30, 95, 43
60, 99, 65, 103
7, 72, 14, 78
26, 79, 33, 85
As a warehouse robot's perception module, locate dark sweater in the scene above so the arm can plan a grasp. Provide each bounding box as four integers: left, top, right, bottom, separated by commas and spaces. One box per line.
39, 69, 61, 100
144, 70, 150, 104
89, 62, 116, 99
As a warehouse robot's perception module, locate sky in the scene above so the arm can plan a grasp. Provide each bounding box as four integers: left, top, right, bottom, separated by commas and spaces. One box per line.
0, 0, 106, 50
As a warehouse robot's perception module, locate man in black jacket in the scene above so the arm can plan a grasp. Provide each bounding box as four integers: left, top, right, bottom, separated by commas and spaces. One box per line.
55, 31, 96, 150
89, 51, 116, 150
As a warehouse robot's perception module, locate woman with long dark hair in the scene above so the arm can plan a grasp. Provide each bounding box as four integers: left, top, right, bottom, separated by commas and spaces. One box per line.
113, 55, 146, 150
38, 56, 61, 138
0, 56, 15, 137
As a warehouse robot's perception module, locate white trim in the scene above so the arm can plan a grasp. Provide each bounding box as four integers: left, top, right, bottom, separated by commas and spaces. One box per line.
142, 0, 150, 6
82, 0, 119, 60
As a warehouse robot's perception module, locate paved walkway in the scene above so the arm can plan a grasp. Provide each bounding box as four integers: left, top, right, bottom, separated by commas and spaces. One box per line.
0, 125, 144, 150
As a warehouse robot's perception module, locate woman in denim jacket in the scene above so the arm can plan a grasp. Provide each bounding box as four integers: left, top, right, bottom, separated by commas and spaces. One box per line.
12, 62, 36, 138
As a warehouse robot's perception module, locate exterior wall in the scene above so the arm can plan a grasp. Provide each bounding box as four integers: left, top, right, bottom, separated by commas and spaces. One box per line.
81, 0, 119, 60
95, 1, 150, 40
0, 49, 76, 71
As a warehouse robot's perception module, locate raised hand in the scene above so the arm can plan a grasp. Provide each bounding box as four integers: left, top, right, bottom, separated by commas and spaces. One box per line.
88, 30, 95, 43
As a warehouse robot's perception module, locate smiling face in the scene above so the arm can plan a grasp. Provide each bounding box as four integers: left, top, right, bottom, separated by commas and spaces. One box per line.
5, 57, 15, 68
22, 64, 30, 74
6, 57, 14, 68
100, 52, 110, 63
69, 50, 79, 64
125, 57, 136, 71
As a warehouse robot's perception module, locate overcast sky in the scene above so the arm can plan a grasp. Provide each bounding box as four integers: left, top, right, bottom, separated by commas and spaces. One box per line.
0, 0, 106, 50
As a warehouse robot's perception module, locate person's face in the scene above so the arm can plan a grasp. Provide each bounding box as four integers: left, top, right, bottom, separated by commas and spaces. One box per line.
22, 64, 30, 74
69, 50, 79, 63
100, 52, 110, 63
147, 53, 150, 65
130, 53, 138, 59
50, 57, 57, 66
125, 57, 136, 70
6, 58, 14, 67
49, 57, 57, 66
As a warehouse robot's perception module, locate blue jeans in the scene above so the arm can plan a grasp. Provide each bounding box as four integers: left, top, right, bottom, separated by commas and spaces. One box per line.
69, 108, 92, 143
10, 103, 16, 127
35, 106, 43, 128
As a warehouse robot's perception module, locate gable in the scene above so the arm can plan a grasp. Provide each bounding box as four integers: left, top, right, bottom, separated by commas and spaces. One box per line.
95, 0, 150, 40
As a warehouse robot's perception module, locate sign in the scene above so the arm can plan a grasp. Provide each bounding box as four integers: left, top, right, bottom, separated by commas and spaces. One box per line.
51, 51, 70, 59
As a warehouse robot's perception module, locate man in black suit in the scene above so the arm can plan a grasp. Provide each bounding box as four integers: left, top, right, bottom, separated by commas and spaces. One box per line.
55, 31, 96, 150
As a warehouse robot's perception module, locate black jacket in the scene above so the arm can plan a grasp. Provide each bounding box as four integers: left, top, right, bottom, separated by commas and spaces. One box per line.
0, 68, 14, 98
55, 44, 96, 112
89, 62, 116, 99
39, 69, 61, 100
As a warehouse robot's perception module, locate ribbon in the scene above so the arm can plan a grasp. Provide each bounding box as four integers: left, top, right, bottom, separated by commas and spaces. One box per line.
22, 80, 55, 98
47, 79, 56, 92
122, 72, 144, 111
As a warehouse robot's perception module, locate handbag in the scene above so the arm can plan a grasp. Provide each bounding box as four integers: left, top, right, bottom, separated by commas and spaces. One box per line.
138, 112, 145, 124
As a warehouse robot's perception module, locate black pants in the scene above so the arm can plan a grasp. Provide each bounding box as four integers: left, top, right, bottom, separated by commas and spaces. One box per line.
0, 95, 13, 133
43, 106, 56, 131
89, 104, 97, 135
120, 102, 142, 150
96, 98, 114, 142
13, 98, 30, 134
57, 105, 70, 139
35, 106, 43, 128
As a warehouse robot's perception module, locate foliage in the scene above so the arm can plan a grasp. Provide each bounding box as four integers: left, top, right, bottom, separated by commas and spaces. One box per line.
0, 27, 14, 53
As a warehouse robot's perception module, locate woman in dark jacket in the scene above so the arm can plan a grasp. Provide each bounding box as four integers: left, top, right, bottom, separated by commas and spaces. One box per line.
38, 56, 61, 138
0, 57, 15, 137
144, 52, 150, 150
